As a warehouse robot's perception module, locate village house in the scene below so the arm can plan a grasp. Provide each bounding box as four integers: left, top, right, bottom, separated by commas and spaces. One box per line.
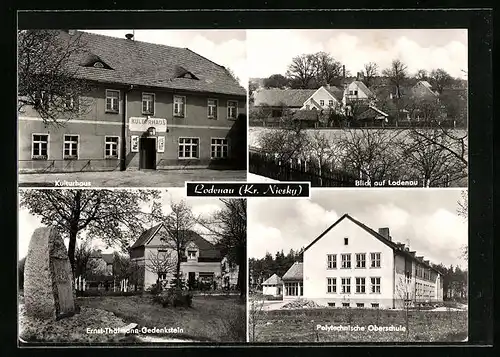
262, 273, 283, 296
281, 214, 444, 309
221, 256, 239, 289
129, 223, 237, 290
18, 30, 247, 173
89, 249, 114, 276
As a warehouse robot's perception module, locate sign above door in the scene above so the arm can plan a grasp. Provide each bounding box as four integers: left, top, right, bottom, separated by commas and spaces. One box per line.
129, 117, 167, 133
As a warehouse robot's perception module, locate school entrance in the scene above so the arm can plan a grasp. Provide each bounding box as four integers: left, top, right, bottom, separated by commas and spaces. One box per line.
139, 137, 156, 170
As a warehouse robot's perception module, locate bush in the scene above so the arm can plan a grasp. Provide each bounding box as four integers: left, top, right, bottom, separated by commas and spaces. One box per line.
152, 288, 193, 308
148, 283, 162, 295
76, 290, 143, 297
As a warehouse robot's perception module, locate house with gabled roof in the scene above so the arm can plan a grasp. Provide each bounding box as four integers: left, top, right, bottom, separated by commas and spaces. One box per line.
262, 273, 283, 296
129, 222, 224, 290
19, 30, 247, 173
300, 85, 344, 111
289, 214, 444, 308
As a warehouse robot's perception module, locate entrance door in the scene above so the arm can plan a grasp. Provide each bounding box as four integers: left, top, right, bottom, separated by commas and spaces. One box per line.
188, 272, 196, 287
139, 137, 156, 169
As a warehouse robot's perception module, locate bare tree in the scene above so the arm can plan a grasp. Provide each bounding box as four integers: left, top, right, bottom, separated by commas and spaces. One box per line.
363, 62, 379, 87
382, 59, 408, 98
248, 296, 265, 342
155, 200, 197, 289
306, 131, 343, 186
415, 69, 429, 81
395, 274, 414, 340
74, 238, 99, 278
19, 189, 160, 274
18, 30, 94, 126
311, 52, 344, 86
145, 249, 177, 289
257, 122, 310, 162
286, 53, 316, 88
198, 199, 247, 298
429, 69, 453, 94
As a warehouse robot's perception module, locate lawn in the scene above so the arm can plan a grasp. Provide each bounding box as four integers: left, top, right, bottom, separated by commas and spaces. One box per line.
77, 294, 246, 342
251, 308, 467, 343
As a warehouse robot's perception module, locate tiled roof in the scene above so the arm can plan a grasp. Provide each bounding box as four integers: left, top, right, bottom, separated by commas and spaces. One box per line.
304, 214, 441, 273
262, 273, 283, 285
282, 262, 303, 281
90, 251, 114, 265
358, 106, 389, 120
292, 109, 321, 121
253, 89, 316, 107
130, 223, 220, 260
324, 86, 344, 101
351, 80, 374, 97
55, 30, 245, 97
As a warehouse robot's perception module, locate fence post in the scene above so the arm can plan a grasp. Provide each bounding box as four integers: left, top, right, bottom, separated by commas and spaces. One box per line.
83, 278, 86, 291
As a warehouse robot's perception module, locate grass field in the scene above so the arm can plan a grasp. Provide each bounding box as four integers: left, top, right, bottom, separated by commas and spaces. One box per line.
78, 294, 246, 342
251, 307, 467, 343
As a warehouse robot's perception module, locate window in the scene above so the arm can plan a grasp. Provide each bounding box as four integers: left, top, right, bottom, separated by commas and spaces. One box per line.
32, 134, 48, 159
354, 90, 358, 95
142, 93, 155, 115
207, 99, 218, 119
344, 237, 348, 245
158, 272, 168, 281
349, 90, 353, 95
306, 105, 310, 110
341, 254, 351, 269
370, 277, 381, 294
356, 303, 365, 308
227, 100, 238, 119
327, 278, 336, 293
371, 303, 379, 308
370, 252, 381, 268
355, 277, 366, 293
320, 99, 325, 106
64, 95, 78, 110
173, 95, 186, 117
327, 254, 337, 269
105, 137, 119, 159
106, 89, 119, 113
341, 278, 351, 294
187, 250, 197, 259
93, 61, 104, 68
342, 302, 350, 308
356, 253, 366, 268
211, 138, 228, 159
285, 282, 299, 296
178, 138, 199, 159
328, 99, 334, 106
63, 135, 78, 159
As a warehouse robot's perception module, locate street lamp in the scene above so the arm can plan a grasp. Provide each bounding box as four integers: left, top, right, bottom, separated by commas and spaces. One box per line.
147, 127, 156, 136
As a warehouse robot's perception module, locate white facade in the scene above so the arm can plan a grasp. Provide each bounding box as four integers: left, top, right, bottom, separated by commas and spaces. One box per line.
301, 86, 341, 110
301, 215, 444, 309
263, 284, 282, 296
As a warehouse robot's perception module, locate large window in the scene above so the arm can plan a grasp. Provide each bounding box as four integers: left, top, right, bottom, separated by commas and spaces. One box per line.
341, 278, 351, 294
320, 99, 325, 106
173, 95, 186, 117
341, 254, 351, 269
63, 135, 79, 159
356, 253, 366, 268
32, 134, 48, 160
208, 99, 218, 119
285, 282, 300, 296
178, 138, 199, 159
105, 136, 119, 159
227, 100, 238, 119
211, 138, 228, 159
355, 277, 366, 293
142, 93, 155, 115
327, 254, 337, 269
327, 278, 337, 293
370, 252, 381, 268
371, 277, 381, 294
105, 89, 119, 113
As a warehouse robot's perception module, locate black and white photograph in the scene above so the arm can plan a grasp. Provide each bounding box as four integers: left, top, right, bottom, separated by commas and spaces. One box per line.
248, 29, 468, 188
18, 188, 246, 344
18, 29, 247, 187
248, 189, 468, 342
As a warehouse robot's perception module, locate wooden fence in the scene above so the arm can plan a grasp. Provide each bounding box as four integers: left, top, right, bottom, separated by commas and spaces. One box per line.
249, 150, 357, 187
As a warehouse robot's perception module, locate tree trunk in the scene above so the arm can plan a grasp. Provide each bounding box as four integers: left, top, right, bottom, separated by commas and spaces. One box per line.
68, 228, 78, 275
236, 244, 246, 299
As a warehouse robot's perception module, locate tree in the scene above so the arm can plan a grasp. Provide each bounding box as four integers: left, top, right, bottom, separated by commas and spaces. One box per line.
263, 74, 289, 89
19, 189, 160, 274
257, 120, 310, 162
363, 62, 379, 87
415, 69, 428, 81
18, 30, 94, 126
382, 59, 408, 98
248, 296, 265, 342
395, 274, 413, 339
155, 200, 197, 289
429, 69, 453, 94
306, 131, 343, 186
225, 67, 240, 84
74, 238, 100, 278
457, 190, 468, 262
285, 53, 316, 89
18, 257, 26, 291
199, 199, 247, 299
249, 81, 259, 103
311, 52, 344, 87
145, 249, 177, 290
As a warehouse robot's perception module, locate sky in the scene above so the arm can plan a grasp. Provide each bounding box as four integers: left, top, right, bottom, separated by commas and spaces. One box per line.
247, 29, 468, 80
18, 188, 224, 260
83, 30, 247, 86
248, 189, 468, 269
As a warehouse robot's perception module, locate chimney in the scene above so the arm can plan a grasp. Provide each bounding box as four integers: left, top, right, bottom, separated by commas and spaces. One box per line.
356, 72, 360, 81
125, 33, 134, 40
378, 227, 390, 241
410, 251, 416, 257
342, 65, 346, 81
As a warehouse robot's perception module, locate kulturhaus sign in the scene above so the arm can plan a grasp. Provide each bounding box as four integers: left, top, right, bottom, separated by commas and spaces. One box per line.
129, 117, 167, 132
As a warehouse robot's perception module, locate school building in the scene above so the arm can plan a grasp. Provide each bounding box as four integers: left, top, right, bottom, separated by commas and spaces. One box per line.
18, 30, 247, 173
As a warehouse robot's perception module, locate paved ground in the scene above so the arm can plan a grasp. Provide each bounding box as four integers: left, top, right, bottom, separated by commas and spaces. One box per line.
259, 300, 288, 311
18, 169, 247, 188
247, 173, 279, 183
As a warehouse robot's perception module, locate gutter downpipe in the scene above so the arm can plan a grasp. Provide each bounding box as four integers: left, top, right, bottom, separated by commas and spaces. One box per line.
121, 85, 134, 171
